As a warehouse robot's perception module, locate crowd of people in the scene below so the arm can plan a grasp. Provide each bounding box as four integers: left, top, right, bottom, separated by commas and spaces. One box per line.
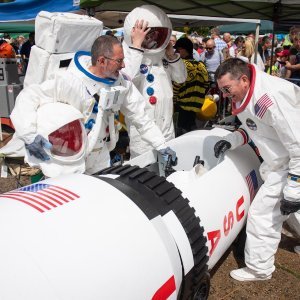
0, 32, 35, 74
1, 4, 299, 286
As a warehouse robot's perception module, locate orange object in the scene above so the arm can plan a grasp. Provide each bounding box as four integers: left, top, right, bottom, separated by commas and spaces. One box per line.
0, 42, 16, 58
0, 117, 14, 130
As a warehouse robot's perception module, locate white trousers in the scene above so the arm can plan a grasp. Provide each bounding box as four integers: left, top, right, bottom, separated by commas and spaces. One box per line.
245, 168, 289, 276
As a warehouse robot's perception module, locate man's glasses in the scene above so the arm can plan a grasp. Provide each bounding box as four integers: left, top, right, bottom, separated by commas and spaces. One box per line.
104, 56, 124, 64
206, 47, 215, 50
219, 86, 232, 94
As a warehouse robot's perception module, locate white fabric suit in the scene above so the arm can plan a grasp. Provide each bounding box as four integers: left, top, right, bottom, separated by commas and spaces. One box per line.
10, 53, 166, 177
122, 5, 187, 157
224, 64, 300, 276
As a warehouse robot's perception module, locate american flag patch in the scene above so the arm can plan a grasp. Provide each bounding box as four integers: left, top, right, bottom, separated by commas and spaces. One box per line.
246, 170, 258, 202
0, 183, 79, 213
254, 94, 273, 118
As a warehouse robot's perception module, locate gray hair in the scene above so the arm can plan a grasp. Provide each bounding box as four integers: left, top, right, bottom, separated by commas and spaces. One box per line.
91, 35, 122, 65
215, 58, 250, 81
210, 27, 220, 36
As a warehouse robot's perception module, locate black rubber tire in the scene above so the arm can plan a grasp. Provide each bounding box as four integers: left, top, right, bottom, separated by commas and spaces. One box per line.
98, 165, 209, 300
192, 272, 210, 300
1, 124, 15, 134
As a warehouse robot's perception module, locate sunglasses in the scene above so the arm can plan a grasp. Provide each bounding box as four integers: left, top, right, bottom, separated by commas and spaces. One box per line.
206, 47, 215, 50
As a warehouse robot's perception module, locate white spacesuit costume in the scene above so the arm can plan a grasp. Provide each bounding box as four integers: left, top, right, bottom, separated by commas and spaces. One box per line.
219, 64, 300, 277
10, 52, 166, 177
123, 5, 187, 157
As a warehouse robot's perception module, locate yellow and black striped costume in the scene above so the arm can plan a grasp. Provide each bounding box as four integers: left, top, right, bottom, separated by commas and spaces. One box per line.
173, 59, 209, 112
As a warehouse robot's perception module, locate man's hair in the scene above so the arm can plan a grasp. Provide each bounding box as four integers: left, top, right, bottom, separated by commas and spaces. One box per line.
223, 32, 231, 40
215, 58, 250, 81
290, 26, 300, 35
210, 27, 220, 36
91, 35, 121, 65
293, 32, 300, 42
174, 37, 193, 57
206, 38, 215, 47
234, 36, 244, 45
241, 37, 255, 59
262, 35, 271, 45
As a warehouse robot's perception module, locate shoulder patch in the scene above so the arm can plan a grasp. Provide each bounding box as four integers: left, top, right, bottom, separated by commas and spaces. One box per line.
254, 93, 273, 118
162, 58, 169, 68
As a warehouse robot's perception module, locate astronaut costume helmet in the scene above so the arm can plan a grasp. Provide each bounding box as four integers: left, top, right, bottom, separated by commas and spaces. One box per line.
25, 102, 87, 178
123, 5, 172, 55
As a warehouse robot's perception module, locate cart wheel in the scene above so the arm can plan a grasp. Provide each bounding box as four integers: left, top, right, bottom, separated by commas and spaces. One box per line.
1, 124, 15, 147
1, 124, 15, 134
193, 272, 210, 300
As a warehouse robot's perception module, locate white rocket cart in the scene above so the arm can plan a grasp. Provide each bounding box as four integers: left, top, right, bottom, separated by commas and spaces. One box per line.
0, 128, 264, 300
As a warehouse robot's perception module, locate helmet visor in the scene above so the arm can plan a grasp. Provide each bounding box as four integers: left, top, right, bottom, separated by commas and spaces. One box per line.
142, 27, 171, 50
48, 120, 83, 157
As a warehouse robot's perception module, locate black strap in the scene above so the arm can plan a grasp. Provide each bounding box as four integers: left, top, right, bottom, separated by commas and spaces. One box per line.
59, 58, 72, 68
93, 93, 99, 103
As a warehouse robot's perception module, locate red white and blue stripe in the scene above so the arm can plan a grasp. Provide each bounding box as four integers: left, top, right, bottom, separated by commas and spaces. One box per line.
246, 170, 258, 202
0, 183, 79, 213
254, 94, 273, 118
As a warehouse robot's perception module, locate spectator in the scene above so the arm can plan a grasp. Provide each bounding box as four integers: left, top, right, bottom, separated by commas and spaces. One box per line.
247, 32, 255, 40
285, 32, 300, 84
17, 35, 25, 54
274, 49, 291, 79
238, 37, 265, 71
173, 37, 209, 135
210, 27, 227, 51
223, 32, 232, 48
0, 37, 16, 58
10, 38, 20, 54
222, 47, 230, 60
200, 38, 224, 82
282, 26, 300, 48
265, 53, 279, 76
258, 35, 272, 69
201, 37, 209, 50
20, 32, 35, 72
170, 34, 177, 47
20, 32, 35, 59
229, 36, 244, 58
105, 30, 114, 37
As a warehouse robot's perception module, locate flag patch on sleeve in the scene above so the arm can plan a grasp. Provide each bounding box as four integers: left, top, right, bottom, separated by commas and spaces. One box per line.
254, 94, 273, 118
246, 170, 258, 202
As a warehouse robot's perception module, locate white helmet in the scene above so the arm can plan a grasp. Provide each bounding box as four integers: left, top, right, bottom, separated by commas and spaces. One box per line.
124, 5, 172, 55
25, 102, 87, 178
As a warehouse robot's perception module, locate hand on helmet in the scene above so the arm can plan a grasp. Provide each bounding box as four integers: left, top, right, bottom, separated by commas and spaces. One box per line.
25, 135, 52, 161
214, 140, 232, 158
280, 199, 300, 215
131, 19, 150, 48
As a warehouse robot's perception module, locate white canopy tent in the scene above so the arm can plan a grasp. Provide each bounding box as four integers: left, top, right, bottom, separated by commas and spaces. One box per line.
98, 13, 264, 62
